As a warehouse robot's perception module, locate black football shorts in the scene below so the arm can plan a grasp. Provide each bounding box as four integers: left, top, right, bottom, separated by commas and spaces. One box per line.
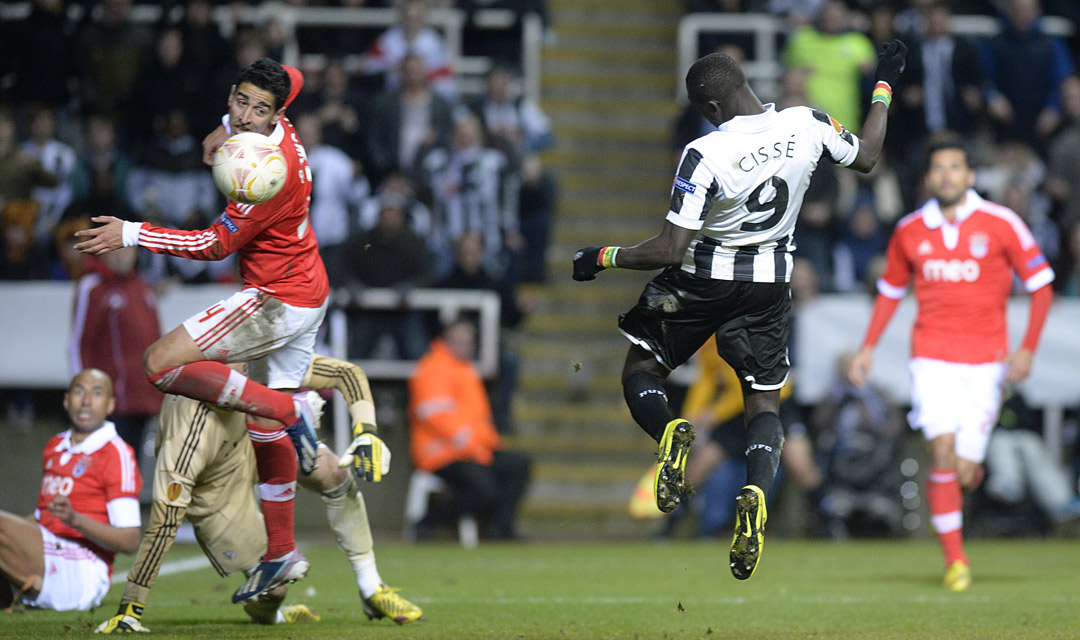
618, 267, 791, 390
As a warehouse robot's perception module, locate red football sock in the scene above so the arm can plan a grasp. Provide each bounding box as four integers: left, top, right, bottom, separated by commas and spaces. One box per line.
249, 423, 298, 559
926, 469, 966, 567
149, 362, 295, 425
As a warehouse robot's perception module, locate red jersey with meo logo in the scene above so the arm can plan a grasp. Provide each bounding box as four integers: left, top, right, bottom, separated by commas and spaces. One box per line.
36, 422, 142, 568
877, 190, 1054, 364
129, 66, 328, 309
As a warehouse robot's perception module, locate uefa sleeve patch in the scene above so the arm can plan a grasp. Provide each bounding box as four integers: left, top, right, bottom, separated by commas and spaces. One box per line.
674, 176, 697, 194
219, 213, 239, 233
1027, 254, 1047, 270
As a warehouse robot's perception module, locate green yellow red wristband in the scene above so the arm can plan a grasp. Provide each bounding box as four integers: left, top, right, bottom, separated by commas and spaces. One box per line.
598, 246, 620, 268
871, 81, 892, 108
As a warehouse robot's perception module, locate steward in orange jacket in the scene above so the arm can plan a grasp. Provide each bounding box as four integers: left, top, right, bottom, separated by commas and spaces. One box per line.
408, 337, 501, 473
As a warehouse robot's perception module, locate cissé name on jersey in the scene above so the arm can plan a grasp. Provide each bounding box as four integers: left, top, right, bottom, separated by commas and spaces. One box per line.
737, 136, 796, 173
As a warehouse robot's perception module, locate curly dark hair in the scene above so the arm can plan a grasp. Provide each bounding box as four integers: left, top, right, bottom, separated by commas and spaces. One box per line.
685, 52, 745, 106
236, 58, 291, 111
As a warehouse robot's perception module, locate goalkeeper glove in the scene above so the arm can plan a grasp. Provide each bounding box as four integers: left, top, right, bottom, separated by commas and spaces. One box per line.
573, 246, 604, 281
874, 39, 907, 88
95, 602, 150, 634
339, 429, 391, 482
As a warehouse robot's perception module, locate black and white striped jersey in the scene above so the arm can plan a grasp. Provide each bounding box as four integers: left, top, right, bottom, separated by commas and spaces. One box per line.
667, 104, 860, 282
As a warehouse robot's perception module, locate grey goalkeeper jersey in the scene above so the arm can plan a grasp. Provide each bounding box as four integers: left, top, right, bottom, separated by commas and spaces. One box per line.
667, 104, 860, 282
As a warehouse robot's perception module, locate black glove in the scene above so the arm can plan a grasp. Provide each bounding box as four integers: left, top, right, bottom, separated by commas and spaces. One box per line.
874, 39, 907, 88
572, 246, 604, 281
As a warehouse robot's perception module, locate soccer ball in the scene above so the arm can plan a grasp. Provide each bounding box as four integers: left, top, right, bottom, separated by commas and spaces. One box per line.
211, 132, 288, 205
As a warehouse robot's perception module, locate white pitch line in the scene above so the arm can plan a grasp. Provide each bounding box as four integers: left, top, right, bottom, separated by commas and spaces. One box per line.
112, 555, 212, 585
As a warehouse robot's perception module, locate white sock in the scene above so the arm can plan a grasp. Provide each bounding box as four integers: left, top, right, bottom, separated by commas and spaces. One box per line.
355, 553, 382, 598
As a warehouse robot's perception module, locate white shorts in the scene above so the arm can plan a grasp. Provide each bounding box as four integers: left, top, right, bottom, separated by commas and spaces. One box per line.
21, 526, 110, 611
908, 358, 1007, 463
182, 288, 328, 389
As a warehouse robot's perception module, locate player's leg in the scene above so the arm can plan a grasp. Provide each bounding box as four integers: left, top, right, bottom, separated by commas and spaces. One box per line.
714, 280, 791, 580
298, 447, 422, 624
0, 510, 45, 602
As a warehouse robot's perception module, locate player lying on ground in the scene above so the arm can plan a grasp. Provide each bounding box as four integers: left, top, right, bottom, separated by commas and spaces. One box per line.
96, 355, 421, 633
1, 370, 141, 612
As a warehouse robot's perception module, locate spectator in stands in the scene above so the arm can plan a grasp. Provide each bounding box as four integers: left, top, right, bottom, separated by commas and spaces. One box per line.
365, 53, 454, 185
70, 113, 132, 213
408, 317, 531, 540
70, 244, 162, 461
339, 197, 434, 360
125, 108, 218, 230
1045, 75, 1080, 227
126, 28, 200, 141
49, 209, 93, 282
1059, 220, 1080, 296
359, 170, 434, 243
1, 0, 76, 115
981, 0, 1075, 147
417, 113, 522, 281
470, 64, 553, 161
0, 106, 57, 280
791, 160, 840, 290
180, 0, 231, 129
783, 1, 878, 134
292, 57, 368, 160
294, 114, 367, 277
74, 0, 153, 116
437, 231, 530, 433
22, 105, 76, 251
832, 198, 888, 293
517, 153, 557, 283
366, 0, 458, 101
0, 369, 141, 612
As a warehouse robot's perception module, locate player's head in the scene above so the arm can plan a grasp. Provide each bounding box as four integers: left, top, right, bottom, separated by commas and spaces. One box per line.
924, 134, 975, 209
441, 317, 477, 362
64, 369, 115, 434
686, 52, 748, 126
228, 58, 291, 135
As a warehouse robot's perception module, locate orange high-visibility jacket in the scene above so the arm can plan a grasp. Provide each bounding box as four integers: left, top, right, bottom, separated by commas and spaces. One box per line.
408, 339, 502, 472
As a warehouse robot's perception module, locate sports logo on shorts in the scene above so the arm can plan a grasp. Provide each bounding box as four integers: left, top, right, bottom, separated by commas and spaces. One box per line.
968, 233, 989, 259
73, 457, 91, 478
674, 177, 696, 194
167, 482, 183, 502
219, 213, 239, 233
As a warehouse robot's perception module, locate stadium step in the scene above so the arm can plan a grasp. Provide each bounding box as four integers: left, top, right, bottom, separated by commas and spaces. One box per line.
510, 0, 684, 534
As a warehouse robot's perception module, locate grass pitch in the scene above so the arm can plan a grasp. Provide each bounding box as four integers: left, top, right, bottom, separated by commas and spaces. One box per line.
4, 538, 1079, 639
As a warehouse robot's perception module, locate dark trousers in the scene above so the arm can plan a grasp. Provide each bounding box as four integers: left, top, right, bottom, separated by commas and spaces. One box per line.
422, 450, 532, 539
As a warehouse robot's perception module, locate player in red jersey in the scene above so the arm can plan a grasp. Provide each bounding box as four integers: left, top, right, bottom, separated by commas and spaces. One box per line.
848, 135, 1054, 591
73, 59, 333, 602
0, 369, 141, 611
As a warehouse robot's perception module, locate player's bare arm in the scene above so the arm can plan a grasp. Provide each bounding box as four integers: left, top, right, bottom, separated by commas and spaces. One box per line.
573, 222, 696, 281
48, 494, 140, 554
849, 40, 907, 174
847, 345, 875, 388
73, 215, 125, 256
202, 124, 229, 166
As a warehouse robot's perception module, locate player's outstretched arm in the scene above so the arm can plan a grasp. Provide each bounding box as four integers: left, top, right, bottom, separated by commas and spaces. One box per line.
849, 39, 907, 174
573, 221, 696, 281
73, 216, 125, 256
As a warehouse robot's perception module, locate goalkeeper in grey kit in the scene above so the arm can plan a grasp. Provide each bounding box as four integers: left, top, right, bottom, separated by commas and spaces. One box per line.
96, 355, 422, 632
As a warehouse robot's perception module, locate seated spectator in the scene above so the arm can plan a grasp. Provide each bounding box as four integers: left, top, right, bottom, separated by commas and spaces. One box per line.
416, 113, 522, 280
294, 114, 368, 277
517, 153, 557, 283
469, 64, 553, 160
358, 170, 433, 242
365, 53, 454, 184
125, 108, 218, 229
981, 0, 1075, 147
74, 0, 153, 115
783, 1, 877, 134
0, 369, 141, 612
1045, 75, 1080, 226
365, 0, 458, 101
407, 317, 531, 540
339, 198, 434, 360
71, 113, 132, 211
291, 57, 368, 160
126, 28, 199, 141
832, 198, 888, 293
0, 106, 57, 279
22, 104, 76, 250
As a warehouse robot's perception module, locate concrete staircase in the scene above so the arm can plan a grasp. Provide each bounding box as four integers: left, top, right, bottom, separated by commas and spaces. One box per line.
508, 0, 684, 538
